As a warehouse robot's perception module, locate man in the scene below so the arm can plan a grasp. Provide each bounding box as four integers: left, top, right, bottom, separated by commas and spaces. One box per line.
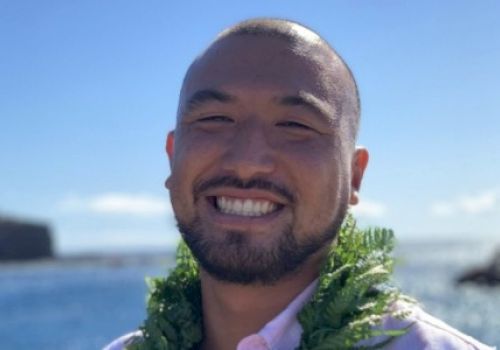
105, 18, 494, 349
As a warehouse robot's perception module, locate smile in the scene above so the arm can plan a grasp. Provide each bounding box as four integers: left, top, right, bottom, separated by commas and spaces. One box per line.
214, 196, 280, 217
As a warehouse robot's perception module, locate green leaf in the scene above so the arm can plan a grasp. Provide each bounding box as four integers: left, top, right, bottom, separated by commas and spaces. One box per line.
128, 213, 413, 350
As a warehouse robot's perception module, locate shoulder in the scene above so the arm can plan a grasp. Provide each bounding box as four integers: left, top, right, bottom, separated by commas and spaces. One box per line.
381, 302, 496, 350
102, 331, 143, 350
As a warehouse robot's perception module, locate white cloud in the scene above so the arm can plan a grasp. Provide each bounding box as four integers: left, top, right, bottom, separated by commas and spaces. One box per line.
430, 202, 456, 217
59, 193, 172, 217
431, 189, 498, 217
350, 199, 387, 218
457, 192, 496, 214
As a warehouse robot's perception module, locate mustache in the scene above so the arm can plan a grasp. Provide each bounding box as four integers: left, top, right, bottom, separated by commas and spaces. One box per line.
194, 176, 295, 203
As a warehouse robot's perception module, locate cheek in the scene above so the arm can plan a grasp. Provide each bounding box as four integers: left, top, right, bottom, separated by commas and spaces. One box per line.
281, 142, 347, 230
168, 131, 226, 207
173, 130, 224, 176
279, 138, 340, 185
177, 128, 231, 163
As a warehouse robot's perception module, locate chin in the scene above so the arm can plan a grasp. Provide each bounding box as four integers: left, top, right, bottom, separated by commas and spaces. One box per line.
177, 215, 340, 285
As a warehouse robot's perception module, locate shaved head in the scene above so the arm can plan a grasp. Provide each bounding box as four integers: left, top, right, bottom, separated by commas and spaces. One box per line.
179, 18, 361, 144
167, 18, 369, 284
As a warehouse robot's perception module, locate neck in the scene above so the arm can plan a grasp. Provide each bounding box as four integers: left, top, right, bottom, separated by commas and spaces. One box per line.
199, 250, 326, 350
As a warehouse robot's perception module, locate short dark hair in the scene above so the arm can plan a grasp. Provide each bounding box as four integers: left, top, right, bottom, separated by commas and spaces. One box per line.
217, 18, 361, 142
218, 18, 313, 44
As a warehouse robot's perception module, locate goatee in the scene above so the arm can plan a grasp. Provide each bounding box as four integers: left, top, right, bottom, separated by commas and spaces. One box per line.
174, 175, 349, 285
177, 211, 346, 285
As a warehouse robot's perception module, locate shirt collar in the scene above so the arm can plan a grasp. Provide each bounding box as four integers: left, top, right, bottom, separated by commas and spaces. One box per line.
237, 279, 318, 350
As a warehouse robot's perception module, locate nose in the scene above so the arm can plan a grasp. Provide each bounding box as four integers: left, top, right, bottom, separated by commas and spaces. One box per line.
221, 120, 276, 180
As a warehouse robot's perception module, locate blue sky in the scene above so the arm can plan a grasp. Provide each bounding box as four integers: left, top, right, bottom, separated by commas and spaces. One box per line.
1, 1, 499, 254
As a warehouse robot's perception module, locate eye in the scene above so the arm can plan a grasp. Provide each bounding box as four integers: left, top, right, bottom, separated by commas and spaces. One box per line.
197, 115, 233, 123
277, 121, 312, 130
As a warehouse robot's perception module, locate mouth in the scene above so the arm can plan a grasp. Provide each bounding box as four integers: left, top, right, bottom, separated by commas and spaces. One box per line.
207, 196, 284, 217
199, 187, 290, 230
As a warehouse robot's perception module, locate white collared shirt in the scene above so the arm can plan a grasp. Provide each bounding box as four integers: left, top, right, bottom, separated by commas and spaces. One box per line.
104, 280, 495, 350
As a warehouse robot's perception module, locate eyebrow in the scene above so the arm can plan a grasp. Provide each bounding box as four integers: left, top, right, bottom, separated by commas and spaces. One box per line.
278, 92, 337, 123
183, 89, 235, 115
182, 88, 338, 124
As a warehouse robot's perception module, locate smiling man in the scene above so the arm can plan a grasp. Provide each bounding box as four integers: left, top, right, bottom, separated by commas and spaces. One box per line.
168, 21, 361, 290
105, 19, 494, 350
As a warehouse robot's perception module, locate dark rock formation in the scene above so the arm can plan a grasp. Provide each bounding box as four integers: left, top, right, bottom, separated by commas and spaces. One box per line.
0, 217, 54, 261
456, 248, 500, 286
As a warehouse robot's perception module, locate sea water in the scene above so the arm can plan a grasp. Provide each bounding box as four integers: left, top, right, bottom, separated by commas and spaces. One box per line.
0, 240, 498, 349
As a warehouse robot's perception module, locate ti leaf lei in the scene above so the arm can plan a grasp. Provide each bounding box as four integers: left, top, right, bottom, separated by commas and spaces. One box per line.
127, 215, 412, 350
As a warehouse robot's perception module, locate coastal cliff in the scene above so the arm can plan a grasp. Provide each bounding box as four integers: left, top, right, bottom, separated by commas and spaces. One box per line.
0, 217, 54, 261
456, 248, 500, 286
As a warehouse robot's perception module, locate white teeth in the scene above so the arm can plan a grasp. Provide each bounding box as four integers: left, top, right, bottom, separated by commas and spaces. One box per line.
234, 199, 243, 212
261, 201, 269, 213
216, 196, 278, 216
242, 199, 252, 213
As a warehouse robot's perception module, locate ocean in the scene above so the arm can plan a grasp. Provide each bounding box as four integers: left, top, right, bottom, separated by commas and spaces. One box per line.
0, 240, 498, 349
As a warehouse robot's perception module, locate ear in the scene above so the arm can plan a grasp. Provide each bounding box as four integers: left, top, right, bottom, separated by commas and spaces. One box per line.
165, 131, 175, 189
349, 147, 369, 206
166, 130, 175, 162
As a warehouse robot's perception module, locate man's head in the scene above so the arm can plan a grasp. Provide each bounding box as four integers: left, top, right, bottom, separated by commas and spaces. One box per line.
165, 18, 368, 285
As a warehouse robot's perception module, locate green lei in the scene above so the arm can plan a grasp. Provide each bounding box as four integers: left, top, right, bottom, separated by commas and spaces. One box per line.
127, 215, 412, 350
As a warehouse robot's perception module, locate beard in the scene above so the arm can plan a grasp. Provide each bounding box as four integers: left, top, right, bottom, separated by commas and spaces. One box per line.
172, 175, 350, 285
176, 204, 347, 286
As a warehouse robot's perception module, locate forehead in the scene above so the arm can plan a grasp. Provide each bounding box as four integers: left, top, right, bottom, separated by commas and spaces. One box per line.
180, 35, 340, 106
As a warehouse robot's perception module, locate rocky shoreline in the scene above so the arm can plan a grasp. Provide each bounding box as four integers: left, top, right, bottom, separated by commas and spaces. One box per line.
456, 248, 500, 287
0, 216, 54, 262
0, 214, 176, 267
